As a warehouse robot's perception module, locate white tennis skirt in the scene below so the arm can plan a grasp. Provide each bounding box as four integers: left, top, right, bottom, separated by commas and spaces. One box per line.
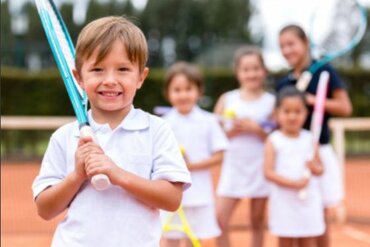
217, 153, 269, 198
319, 144, 344, 207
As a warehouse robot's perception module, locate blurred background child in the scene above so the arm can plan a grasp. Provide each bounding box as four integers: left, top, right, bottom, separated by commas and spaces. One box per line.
277, 24, 352, 247
214, 46, 275, 247
264, 86, 325, 247
161, 62, 229, 247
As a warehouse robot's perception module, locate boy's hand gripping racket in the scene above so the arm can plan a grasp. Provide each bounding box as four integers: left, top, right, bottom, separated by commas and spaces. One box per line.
298, 71, 329, 200
34, 0, 110, 191
296, 0, 367, 92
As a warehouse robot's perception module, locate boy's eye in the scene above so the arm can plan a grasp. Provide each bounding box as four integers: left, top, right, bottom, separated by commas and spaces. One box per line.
91, 68, 102, 72
118, 67, 129, 72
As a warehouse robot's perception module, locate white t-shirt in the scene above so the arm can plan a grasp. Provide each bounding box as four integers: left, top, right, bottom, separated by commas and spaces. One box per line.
32, 107, 192, 247
164, 106, 229, 206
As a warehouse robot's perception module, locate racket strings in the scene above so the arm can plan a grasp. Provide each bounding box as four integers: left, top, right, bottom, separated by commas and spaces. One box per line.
320, 0, 361, 54
43, 0, 88, 114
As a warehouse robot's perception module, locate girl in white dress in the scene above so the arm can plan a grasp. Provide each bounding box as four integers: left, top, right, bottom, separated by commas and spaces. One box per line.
264, 86, 325, 247
161, 62, 229, 247
214, 46, 275, 247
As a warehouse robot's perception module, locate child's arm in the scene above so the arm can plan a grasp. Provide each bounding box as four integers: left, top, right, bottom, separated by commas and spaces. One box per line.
264, 139, 309, 190
35, 137, 102, 220
233, 118, 268, 140
306, 146, 324, 176
213, 94, 242, 138
306, 89, 352, 117
186, 151, 224, 171
84, 154, 183, 211
35, 171, 86, 220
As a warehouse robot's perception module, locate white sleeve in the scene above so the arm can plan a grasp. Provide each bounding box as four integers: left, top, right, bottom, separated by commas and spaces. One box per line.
209, 115, 229, 153
151, 122, 192, 190
32, 133, 68, 199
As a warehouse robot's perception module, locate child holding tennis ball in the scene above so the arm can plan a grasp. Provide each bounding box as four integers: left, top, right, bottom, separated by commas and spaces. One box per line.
32, 16, 191, 247
214, 46, 275, 247
161, 62, 228, 247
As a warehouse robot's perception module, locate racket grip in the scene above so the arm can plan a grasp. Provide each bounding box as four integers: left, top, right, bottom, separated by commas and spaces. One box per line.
80, 125, 111, 191
296, 71, 312, 92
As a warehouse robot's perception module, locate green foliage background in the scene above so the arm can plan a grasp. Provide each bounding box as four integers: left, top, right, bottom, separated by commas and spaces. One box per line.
1, 67, 369, 116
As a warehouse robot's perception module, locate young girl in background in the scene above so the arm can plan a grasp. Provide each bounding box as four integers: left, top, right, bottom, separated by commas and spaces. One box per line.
277, 24, 352, 247
264, 86, 325, 247
161, 62, 229, 247
214, 46, 275, 247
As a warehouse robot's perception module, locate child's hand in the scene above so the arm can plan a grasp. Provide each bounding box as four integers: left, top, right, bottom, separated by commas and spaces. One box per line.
293, 177, 310, 190
74, 136, 92, 181
234, 118, 259, 133
306, 159, 324, 176
305, 93, 316, 106
75, 136, 104, 182
84, 153, 121, 185
226, 125, 243, 138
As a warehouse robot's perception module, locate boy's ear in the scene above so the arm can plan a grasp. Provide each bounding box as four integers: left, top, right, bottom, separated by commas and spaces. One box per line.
72, 69, 84, 89
137, 67, 149, 89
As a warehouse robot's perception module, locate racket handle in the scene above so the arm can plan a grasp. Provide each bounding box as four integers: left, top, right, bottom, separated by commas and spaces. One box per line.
80, 125, 111, 191
296, 71, 312, 92
298, 168, 311, 200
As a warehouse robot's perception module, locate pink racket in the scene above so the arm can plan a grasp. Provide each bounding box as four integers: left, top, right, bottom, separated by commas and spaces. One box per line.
299, 71, 329, 200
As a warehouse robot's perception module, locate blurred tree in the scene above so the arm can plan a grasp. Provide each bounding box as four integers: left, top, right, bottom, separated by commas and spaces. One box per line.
141, 0, 252, 67
1, 0, 14, 66
85, 0, 108, 24
141, 0, 203, 66
60, 2, 81, 44
205, 0, 251, 41
85, 0, 138, 24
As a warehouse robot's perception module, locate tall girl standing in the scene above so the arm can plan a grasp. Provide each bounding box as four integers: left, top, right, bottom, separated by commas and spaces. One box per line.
277, 24, 352, 247
214, 46, 275, 247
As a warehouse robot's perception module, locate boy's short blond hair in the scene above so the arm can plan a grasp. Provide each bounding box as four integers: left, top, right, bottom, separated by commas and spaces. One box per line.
75, 16, 148, 72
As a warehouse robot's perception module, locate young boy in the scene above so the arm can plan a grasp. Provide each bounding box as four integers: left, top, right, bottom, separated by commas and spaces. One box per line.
32, 16, 191, 247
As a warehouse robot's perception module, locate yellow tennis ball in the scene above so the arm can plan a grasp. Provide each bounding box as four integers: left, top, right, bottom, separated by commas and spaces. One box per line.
179, 145, 186, 156
223, 109, 236, 119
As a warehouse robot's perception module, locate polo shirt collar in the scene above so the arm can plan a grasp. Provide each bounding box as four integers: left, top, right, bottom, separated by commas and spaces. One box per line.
172, 105, 202, 120
74, 106, 149, 136
116, 106, 149, 131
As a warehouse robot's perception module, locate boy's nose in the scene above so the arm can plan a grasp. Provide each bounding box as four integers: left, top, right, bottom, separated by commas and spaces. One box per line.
102, 73, 118, 85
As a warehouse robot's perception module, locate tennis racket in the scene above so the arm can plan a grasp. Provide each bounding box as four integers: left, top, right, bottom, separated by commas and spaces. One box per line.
299, 71, 329, 200
296, 0, 367, 91
34, 0, 111, 191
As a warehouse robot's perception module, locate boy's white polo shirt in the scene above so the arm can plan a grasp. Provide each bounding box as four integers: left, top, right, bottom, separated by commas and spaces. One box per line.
32, 107, 191, 247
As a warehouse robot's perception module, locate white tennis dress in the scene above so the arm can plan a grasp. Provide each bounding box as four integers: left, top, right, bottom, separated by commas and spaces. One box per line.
217, 90, 275, 198
268, 130, 325, 237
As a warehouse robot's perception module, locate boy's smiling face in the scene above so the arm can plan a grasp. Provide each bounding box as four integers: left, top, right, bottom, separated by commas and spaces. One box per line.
74, 40, 148, 121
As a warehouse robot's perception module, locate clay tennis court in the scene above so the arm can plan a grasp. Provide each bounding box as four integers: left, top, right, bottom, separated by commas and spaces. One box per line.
1, 159, 370, 247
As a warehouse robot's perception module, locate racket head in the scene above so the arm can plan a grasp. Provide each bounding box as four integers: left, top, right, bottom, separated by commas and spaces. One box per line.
309, 0, 367, 64
35, 0, 88, 125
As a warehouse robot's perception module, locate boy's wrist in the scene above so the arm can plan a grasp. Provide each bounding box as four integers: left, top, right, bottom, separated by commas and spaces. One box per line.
68, 171, 86, 186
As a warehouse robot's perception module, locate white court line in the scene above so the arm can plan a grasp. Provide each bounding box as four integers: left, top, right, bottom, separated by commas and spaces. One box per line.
343, 226, 370, 244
